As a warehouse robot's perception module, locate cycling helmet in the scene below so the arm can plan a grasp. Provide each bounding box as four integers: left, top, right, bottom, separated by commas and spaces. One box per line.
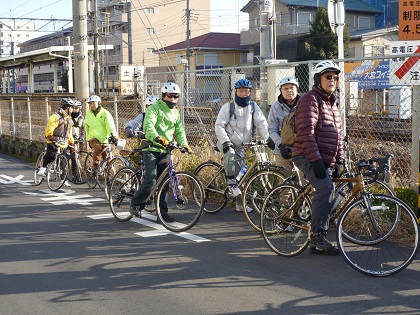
73, 100, 83, 108
61, 98, 76, 108
87, 95, 101, 103
161, 82, 181, 94
144, 95, 159, 106
313, 60, 341, 76
234, 78, 252, 89
278, 76, 299, 88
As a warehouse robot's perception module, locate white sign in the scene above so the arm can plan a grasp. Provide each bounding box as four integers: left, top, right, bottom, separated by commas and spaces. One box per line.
389, 40, 420, 85
120, 65, 145, 95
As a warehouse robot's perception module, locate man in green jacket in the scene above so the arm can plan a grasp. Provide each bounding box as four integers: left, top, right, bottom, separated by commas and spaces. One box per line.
130, 82, 192, 222
85, 95, 118, 170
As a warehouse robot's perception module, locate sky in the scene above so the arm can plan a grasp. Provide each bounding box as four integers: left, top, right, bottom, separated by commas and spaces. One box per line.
0, 0, 250, 34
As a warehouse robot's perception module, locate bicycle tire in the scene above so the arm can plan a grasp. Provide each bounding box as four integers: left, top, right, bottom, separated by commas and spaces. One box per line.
193, 161, 228, 214
84, 153, 97, 189
67, 150, 88, 185
156, 171, 204, 232
104, 156, 131, 200
337, 194, 419, 276
96, 158, 110, 192
260, 184, 312, 257
47, 154, 68, 191
34, 151, 46, 186
109, 167, 140, 222
242, 168, 288, 232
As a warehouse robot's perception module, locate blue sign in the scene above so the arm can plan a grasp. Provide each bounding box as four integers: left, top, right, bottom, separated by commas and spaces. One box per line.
345, 60, 399, 89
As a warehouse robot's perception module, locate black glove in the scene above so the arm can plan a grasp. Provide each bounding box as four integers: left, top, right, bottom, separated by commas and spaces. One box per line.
108, 134, 118, 145
311, 160, 327, 179
332, 162, 343, 179
279, 145, 293, 159
222, 141, 233, 154
266, 137, 275, 150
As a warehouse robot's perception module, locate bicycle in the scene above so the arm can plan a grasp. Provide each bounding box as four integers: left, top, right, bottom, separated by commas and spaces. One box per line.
109, 141, 205, 232
43, 141, 70, 191
260, 160, 419, 277
66, 141, 90, 185
193, 141, 289, 229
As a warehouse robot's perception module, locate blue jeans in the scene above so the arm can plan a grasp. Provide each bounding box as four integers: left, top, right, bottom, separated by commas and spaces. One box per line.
131, 150, 169, 214
292, 155, 335, 233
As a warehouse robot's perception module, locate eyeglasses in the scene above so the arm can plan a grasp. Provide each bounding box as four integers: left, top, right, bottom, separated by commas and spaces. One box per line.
323, 75, 339, 81
166, 94, 179, 99
236, 89, 251, 95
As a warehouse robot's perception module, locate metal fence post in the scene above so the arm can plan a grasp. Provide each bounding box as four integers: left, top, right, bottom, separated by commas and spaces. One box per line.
45, 97, 49, 123
10, 97, 16, 141
27, 97, 33, 142
114, 96, 118, 131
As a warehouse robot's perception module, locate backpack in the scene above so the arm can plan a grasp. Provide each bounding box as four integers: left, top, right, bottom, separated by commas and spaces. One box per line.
229, 101, 256, 137
280, 92, 321, 147
124, 113, 146, 138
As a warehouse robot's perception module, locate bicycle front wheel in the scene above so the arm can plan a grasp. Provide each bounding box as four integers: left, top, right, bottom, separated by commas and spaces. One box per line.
338, 194, 419, 276
242, 168, 288, 232
260, 185, 312, 257
104, 156, 130, 199
156, 171, 204, 232
109, 167, 140, 222
84, 153, 97, 189
47, 154, 69, 191
193, 161, 227, 214
67, 150, 88, 185
34, 151, 46, 186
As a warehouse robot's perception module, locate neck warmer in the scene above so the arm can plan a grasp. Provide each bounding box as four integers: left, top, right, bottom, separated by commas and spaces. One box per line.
235, 95, 251, 107
163, 99, 177, 109
71, 112, 80, 119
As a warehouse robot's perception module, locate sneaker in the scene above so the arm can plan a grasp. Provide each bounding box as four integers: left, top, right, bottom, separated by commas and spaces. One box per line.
309, 231, 340, 255
38, 167, 46, 177
157, 213, 175, 223
130, 205, 142, 218
228, 185, 241, 197
236, 204, 254, 213
63, 180, 71, 187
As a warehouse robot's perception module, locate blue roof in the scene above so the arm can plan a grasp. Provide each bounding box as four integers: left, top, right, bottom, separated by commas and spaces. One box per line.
281, 0, 383, 14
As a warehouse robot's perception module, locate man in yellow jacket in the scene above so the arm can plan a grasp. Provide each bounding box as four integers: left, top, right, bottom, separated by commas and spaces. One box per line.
37, 98, 77, 187
84, 95, 118, 170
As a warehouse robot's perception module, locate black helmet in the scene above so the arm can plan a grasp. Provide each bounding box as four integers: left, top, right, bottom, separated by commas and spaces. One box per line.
61, 98, 76, 109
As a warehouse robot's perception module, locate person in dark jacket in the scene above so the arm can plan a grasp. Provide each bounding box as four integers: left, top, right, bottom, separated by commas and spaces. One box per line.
292, 60, 344, 255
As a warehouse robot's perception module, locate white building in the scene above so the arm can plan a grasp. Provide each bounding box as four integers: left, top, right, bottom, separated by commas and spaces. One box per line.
0, 20, 37, 57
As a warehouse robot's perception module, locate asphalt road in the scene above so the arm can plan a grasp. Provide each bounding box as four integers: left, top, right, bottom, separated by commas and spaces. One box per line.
1, 152, 420, 315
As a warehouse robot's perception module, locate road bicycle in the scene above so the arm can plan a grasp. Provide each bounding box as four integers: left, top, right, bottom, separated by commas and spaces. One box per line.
260, 159, 419, 277
193, 141, 289, 230
109, 141, 205, 232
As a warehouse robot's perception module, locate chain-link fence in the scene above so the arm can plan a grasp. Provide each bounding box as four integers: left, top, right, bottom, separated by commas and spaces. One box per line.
0, 56, 417, 188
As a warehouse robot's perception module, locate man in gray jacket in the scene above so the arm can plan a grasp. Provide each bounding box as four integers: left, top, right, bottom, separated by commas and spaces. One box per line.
215, 78, 269, 212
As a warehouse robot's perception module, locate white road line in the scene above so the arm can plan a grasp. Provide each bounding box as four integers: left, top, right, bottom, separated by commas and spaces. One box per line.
0, 174, 33, 185
88, 213, 211, 243
22, 189, 105, 205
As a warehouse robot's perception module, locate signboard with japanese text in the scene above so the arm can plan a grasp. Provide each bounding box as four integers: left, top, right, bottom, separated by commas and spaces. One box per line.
389, 40, 420, 85
120, 65, 145, 96
399, 0, 420, 40
345, 60, 395, 89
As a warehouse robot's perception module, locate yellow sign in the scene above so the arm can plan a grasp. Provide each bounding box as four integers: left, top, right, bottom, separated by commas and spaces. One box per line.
399, 1, 420, 40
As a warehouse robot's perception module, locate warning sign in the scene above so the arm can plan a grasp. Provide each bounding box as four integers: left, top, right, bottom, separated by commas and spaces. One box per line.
390, 40, 420, 85
399, 1, 420, 40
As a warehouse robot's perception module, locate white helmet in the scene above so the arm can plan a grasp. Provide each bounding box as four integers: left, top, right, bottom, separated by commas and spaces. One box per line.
144, 95, 159, 106
278, 76, 299, 88
87, 95, 101, 103
161, 82, 181, 94
312, 60, 341, 76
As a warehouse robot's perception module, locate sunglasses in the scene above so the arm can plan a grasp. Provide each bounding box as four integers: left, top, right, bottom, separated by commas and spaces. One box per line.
324, 75, 339, 81
166, 94, 179, 99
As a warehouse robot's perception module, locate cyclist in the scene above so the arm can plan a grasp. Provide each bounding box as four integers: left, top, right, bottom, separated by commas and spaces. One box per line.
85, 95, 118, 171
214, 78, 269, 212
124, 95, 159, 139
267, 76, 300, 173
292, 60, 344, 255
37, 98, 77, 187
130, 83, 192, 222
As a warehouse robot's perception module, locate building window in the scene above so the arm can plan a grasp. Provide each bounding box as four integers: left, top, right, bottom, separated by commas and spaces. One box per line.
146, 8, 154, 14
297, 12, 312, 26
147, 48, 154, 53
347, 46, 355, 58
358, 16, 370, 30
254, 17, 260, 26
146, 28, 155, 34
363, 45, 385, 57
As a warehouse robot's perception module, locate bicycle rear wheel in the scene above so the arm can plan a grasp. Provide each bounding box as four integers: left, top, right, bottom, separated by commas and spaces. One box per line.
34, 151, 46, 186
67, 150, 88, 185
156, 171, 204, 232
260, 185, 312, 257
109, 167, 140, 222
193, 161, 227, 214
104, 156, 130, 199
338, 194, 419, 276
47, 154, 69, 191
242, 168, 288, 232
84, 153, 97, 189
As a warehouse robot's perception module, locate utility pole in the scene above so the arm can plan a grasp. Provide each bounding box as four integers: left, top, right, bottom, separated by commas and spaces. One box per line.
185, 0, 191, 106
259, 0, 273, 115
93, 0, 100, 95
127, 2, 133, 65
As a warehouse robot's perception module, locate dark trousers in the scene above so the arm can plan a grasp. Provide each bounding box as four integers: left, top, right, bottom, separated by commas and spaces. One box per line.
42, 143, 58, 167
131, 150, 169, 214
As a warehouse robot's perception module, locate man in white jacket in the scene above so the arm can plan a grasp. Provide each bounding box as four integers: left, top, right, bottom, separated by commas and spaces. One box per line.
215, 78, 269, 212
